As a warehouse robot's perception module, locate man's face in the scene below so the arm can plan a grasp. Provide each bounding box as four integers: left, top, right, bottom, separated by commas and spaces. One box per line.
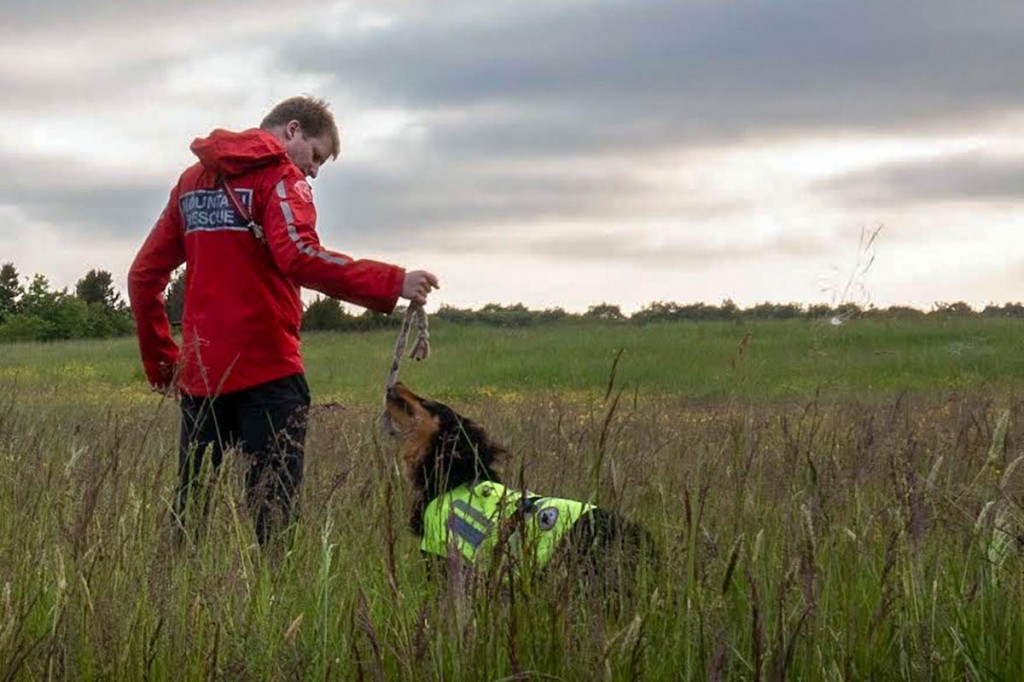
282, 120, 333, 179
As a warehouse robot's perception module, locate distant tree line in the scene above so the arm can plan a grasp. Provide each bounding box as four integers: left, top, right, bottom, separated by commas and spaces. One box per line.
0, 262, 133, 342
302, 297, 1024, 331
3, 262, 1024, 343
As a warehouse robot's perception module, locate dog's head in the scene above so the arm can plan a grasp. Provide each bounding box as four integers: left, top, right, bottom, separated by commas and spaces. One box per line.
385, 382, 506, 495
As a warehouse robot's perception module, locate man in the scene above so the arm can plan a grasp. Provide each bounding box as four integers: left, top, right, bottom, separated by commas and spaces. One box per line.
129, 96, 438, 545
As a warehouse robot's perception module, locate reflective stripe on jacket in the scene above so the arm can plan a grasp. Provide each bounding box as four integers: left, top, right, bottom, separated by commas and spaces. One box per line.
421, 481, 595, 569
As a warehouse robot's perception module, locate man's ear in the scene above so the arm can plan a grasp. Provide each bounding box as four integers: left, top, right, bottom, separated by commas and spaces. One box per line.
284, 120, 301, 140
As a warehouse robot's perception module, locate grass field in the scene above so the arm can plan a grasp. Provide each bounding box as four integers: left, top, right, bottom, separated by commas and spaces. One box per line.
1, 319, 1023, 679
2, 317, 1022, 403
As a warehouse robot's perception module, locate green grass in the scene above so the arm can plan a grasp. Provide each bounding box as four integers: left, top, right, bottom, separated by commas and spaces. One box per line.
1, 319, 1023, 679
2, 318, 1023, 405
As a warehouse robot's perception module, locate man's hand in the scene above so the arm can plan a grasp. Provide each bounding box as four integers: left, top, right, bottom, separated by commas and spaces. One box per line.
151, 362, 180, 400
152, 383, 180, 401
401, 270, 439, 305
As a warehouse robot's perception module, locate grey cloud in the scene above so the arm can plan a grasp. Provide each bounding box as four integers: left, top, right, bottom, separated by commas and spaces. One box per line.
283, 0, 1024, 243
0, 0, 314, 31
286, 0, 1024, 156
0, 154, 170, 237
0, 0, 99, 27
313, 157, 742, 251
522, 229, 834, 268
0, 0, 319, 113
7, 0, 1022, 270
819, 153, 1024, 207
0, 59, 175, 113
11, 186, 170, 236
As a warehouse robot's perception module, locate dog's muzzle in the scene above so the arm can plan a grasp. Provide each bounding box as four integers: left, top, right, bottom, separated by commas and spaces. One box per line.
381, 386, 398, 436
380, 407, 397, 437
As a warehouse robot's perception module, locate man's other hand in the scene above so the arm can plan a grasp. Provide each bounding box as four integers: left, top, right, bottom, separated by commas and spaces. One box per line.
151, 362, 180, 400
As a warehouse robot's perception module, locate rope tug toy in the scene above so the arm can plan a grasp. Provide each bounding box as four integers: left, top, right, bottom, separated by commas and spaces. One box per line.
381, 302, 430, 434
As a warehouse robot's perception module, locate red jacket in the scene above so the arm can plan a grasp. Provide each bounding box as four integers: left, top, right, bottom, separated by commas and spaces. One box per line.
128, 128, 404, 396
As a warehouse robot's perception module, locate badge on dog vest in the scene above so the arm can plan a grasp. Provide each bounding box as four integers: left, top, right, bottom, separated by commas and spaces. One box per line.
537, 506, 559, 531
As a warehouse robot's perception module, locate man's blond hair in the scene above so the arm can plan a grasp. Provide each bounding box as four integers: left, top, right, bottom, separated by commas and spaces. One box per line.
260, 96, 341, 160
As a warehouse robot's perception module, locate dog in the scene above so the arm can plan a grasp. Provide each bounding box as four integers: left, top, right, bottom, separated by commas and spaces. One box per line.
384, 382, 656, 597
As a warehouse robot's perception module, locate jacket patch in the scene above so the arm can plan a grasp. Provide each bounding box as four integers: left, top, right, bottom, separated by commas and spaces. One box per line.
293, 180, 313, 203
179, 188, 253, 233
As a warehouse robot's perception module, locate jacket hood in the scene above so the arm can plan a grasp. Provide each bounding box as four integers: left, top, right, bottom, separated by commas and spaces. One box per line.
189, 128, 288, 176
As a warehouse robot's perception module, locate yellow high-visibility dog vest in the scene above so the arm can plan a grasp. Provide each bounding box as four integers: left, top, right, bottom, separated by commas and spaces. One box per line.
421, 481, 595, 569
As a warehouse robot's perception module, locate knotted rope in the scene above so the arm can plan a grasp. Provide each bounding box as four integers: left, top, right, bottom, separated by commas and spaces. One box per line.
381, 302, 430, 434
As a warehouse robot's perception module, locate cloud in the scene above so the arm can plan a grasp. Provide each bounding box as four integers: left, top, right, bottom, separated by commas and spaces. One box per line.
522, 228, 833, 268
818, 152, 1024, 207
0, 0, 325, 117
3, 0, 1023, 309
0, 206, 140, 294
8, 0, 1024, 245
274, 0, 1024, 250
314, 154, 743, 249
286, 0, 1024, 155
0, 153, 170, 238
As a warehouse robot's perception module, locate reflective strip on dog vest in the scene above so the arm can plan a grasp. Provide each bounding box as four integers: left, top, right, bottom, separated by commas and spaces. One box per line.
452, 499, 493, 529
421, 482, 595, 569
447, 511, 487, 549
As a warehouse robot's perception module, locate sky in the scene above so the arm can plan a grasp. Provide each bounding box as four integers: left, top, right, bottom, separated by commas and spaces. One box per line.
1, 0, 1023, 314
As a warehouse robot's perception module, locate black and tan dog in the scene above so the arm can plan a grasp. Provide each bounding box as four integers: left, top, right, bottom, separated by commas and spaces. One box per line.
384, 382, 656, 594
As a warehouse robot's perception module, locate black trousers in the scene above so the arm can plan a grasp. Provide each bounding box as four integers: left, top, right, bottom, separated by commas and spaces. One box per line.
176, 373, 310, 545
